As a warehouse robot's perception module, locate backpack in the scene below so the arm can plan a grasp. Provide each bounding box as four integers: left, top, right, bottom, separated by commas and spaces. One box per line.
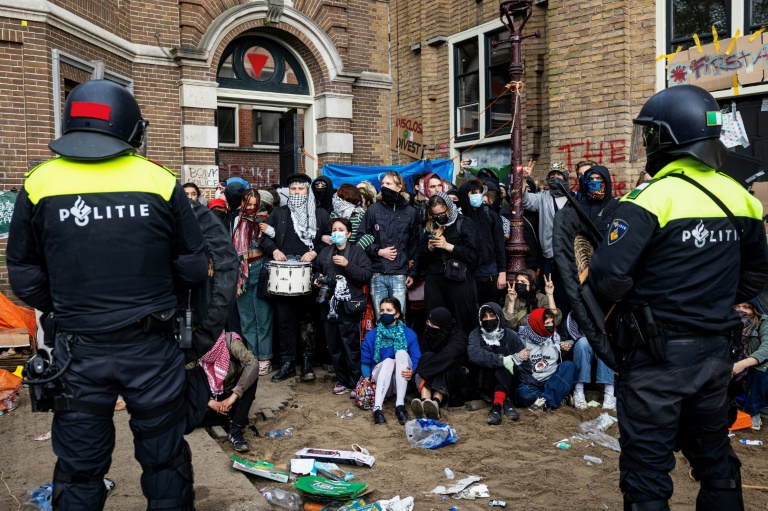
179, 201, 239, 363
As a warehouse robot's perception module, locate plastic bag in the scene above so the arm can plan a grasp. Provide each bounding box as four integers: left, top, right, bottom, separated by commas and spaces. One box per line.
23, 483, 52, 511
404, 419, 458, 449
354, 376, 376, 410
0, 389, 19, 413
578, 412, 620, 452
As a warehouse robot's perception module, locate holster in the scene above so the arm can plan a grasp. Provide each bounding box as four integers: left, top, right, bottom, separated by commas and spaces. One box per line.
615, 304, 667, 361
43, 312, 58, 348
142, 308, 177, 336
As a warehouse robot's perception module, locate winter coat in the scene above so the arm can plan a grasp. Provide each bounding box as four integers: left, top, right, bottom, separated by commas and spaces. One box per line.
458, 182, 506, 274
522, 188, 571, 259
416, 325, 468, 380
358, 197, 420, 277
575, 165, 620, 239
418, 216, 479, 275
314, 241, 373, 319
467, 302, 527, 370
360, 323, 421, 378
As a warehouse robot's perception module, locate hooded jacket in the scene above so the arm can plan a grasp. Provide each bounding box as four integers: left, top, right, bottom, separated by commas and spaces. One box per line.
312, 176, 335, 214
467, 302, 528, 373
458, 181, 505, 275
415, 317, 468, 381
522, 171, 571, 259
576, 165, 620, 239
359, 192, 420, 276
517, 308, 563, 384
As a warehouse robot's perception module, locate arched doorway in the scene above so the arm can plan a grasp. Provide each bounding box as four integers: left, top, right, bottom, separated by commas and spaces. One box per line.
215, 34, 315, 186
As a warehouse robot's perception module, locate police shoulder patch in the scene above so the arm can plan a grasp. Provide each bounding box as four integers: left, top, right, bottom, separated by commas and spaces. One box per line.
608, 219, 629, 245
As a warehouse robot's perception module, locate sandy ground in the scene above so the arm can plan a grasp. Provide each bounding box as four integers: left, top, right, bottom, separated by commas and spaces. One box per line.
219, 373, 768, 510
2, 371, 767, 510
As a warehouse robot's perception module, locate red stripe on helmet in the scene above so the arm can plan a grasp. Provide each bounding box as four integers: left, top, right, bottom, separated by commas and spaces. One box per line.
70, 102, 111, 122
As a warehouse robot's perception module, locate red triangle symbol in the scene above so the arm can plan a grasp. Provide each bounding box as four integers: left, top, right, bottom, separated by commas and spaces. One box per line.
247, 53, 270, 79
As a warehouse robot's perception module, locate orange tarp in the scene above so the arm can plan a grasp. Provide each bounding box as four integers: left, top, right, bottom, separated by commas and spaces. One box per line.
0, 292, 36, 338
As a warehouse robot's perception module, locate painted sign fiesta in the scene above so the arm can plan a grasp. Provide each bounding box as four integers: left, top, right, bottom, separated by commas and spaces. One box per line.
391, 116, 424, 159
667, 32, 767, 91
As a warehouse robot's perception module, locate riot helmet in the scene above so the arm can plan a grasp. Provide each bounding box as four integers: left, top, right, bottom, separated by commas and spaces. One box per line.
49, 80, 148, 160
629, 85, 727, 175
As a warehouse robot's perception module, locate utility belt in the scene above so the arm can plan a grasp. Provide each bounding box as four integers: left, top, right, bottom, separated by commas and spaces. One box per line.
613, 304, 740, 363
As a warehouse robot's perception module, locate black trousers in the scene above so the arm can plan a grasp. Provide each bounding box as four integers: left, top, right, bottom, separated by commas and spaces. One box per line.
425, 273, 477, 335
272, 296, 316, 362
51, 330, 192, 511
476, 365, 517, 399
323, 317, 362, 389
618, 336, 744, 511
475, 274, 503, 307
202, 379, 258, 430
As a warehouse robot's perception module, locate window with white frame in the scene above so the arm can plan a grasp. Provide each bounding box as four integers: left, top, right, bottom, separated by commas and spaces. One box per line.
451, 24, 515, 143
666, 1, 766, 53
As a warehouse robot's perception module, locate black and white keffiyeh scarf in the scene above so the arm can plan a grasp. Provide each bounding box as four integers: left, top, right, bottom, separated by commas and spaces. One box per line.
287, 185, 317, 250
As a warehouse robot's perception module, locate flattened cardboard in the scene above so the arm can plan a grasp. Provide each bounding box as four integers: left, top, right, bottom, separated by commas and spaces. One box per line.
295, 448, 375, 468
0, 328, 31, 348
736, 36, 767, 85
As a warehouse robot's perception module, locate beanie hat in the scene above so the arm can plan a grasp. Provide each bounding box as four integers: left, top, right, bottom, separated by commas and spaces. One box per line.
258, 189, 274, 207
428, 307, 453, 330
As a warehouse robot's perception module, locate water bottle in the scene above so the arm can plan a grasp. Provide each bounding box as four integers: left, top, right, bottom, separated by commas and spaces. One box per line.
740, 439, 763, 446
264, 427, 294, 438
444, 467, 455, 479
260, 486, 301, 510
583, 455, 603, 465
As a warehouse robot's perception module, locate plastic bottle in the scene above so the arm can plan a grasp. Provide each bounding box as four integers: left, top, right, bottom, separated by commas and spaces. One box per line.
444, 467, 455, 479
264, 427, 294, 438
740, 439, 763, 446
583, 455, 603, 465
260, 486, 301, 510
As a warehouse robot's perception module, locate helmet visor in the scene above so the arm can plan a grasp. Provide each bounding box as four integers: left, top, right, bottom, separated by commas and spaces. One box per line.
629, 122, 661, 162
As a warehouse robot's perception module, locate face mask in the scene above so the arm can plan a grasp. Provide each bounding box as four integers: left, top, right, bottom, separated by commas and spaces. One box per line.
331, 232, 347, 246
545, 325, 555, 334
288, 193, 308, 208
418, 184, 425, 194
738, 309, 755, 323
314, 187, 328, 201
380, 313, 397, 326
212, 210, 227, 223
547, 177, 564, 196
424, 325, 442, 339
481, 319, 498, 332
587, 180, 606, 200
469, 193, 483, 208
434, 213, 450, 225
515, 283, 531, 296
381, 186, 401, 204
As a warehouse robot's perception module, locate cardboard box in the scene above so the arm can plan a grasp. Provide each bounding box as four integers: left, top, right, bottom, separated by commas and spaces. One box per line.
0, 328, 31, 348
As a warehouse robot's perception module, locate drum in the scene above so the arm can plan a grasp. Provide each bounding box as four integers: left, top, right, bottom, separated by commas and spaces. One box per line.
267, 260, 312, 296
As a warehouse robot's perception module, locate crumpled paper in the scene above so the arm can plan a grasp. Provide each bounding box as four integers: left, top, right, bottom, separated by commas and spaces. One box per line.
431, 475, 482, 495
378, 495, 414, 511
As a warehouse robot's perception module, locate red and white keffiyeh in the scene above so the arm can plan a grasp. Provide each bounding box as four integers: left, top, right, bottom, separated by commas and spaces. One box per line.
199, 331, 237, 396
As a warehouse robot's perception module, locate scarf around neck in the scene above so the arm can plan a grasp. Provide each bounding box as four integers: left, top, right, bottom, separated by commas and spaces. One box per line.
199, 331, 236, 396
735, 313, 758, 381
233, 211, 264, 297
287, 187, 317, 250
519, 324, 559, 346
373, 320, 408, 363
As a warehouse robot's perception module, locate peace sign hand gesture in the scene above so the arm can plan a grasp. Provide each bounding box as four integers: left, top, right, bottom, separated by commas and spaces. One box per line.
544, 274, 555, 296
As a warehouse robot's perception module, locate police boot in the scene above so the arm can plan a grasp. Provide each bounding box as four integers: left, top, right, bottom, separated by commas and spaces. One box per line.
271, 360, 296, 382
301, 356, 315, 382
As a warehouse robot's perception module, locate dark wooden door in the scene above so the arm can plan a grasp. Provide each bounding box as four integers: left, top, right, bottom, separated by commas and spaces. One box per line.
279, 108, 298, 185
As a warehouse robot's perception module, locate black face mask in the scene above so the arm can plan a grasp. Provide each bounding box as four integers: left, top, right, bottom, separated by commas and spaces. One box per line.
313, 187, 328, 201
515, 283, 532, 297
545, 325, 555, 334
547, 177, 564, 196
481, 319, 498, 332
435, 214, 450, 225
381, 186, 401, 205
424, 325, 442, 337
212, 210, 227, 223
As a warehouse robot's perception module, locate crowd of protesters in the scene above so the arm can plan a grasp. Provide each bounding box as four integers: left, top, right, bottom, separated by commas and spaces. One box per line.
184, 158, 768, 449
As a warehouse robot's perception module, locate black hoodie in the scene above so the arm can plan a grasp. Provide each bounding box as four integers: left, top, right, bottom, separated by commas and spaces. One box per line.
575, 165, 619, 239
458, 181, 505, 275
312, 176, 335, 214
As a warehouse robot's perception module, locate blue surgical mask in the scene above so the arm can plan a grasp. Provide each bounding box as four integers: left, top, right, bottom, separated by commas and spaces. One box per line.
331, 232, 347, 246
469, 193, 483, 208
380, 313, 396, 326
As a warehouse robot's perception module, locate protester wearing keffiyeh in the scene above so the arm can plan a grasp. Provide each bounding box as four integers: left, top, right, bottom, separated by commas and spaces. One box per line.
200, 331, 238, 396
431, 191, 459, 227
287, 180, 317, 250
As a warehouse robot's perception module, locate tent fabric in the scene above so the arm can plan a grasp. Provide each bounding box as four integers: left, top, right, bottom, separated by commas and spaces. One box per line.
322, 159, 454, 193
0, 293, 36, 338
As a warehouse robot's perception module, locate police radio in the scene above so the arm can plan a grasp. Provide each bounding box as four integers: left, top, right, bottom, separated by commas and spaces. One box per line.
178, 290, 193, 349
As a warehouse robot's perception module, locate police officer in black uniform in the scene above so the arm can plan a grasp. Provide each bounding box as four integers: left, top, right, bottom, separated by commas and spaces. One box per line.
7, 80, 208, 510
588, 85, 768, 511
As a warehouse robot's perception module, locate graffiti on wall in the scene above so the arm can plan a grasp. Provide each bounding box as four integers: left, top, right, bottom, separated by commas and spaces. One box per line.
219, 163, 279, 186
555, 139, 626, 170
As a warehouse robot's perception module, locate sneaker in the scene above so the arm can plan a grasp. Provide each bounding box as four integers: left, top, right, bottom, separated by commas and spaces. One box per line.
563, 394, 575, 408
258, 360, 271, 376
574, 392, 588, 410
228, 427, 250, 452
411, 398, 424, 419
503, 399, 519, 421
752, 414, 762, 431
529, 397, 547, 412
423, 399, 440, 420
372, 409, 387, 425
395, 405, 410, 425
332, 384, 348, 395
603, 393, 617, 411
487, 404, 503, 425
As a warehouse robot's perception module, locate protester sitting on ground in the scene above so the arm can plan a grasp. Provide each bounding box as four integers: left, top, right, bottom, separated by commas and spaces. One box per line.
419, 192, 479, 334
412, 307, 468, 420
356, 180, 377, 209
467, 302, 529, 425
361, 297, 421, 425
566, 313, 615, 410
503, 269, 560, 330
358, 172, 419, 320
315, 218, 373, 396
731, 300, 768, 431
515, 308, 575, 412
195, 331, 259, 452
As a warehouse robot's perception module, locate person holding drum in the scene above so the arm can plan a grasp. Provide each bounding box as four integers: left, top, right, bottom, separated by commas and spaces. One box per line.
259, 173, 331, 382
314, 218, 373, 395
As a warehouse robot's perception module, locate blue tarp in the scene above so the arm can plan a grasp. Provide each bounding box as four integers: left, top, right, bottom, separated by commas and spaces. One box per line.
322, 159, 454, 193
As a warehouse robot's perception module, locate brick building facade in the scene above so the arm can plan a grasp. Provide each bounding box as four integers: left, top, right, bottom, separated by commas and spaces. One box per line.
0, 0, 765, 299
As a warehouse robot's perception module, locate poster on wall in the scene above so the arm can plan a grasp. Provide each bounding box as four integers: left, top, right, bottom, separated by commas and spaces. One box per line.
459, 143, 512, 182
0, 191, 16, 239
391, 116, 424, 159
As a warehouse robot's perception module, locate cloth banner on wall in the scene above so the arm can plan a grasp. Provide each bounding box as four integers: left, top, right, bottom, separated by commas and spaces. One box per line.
0, 192, 16, 239
322, 159, 454, 193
